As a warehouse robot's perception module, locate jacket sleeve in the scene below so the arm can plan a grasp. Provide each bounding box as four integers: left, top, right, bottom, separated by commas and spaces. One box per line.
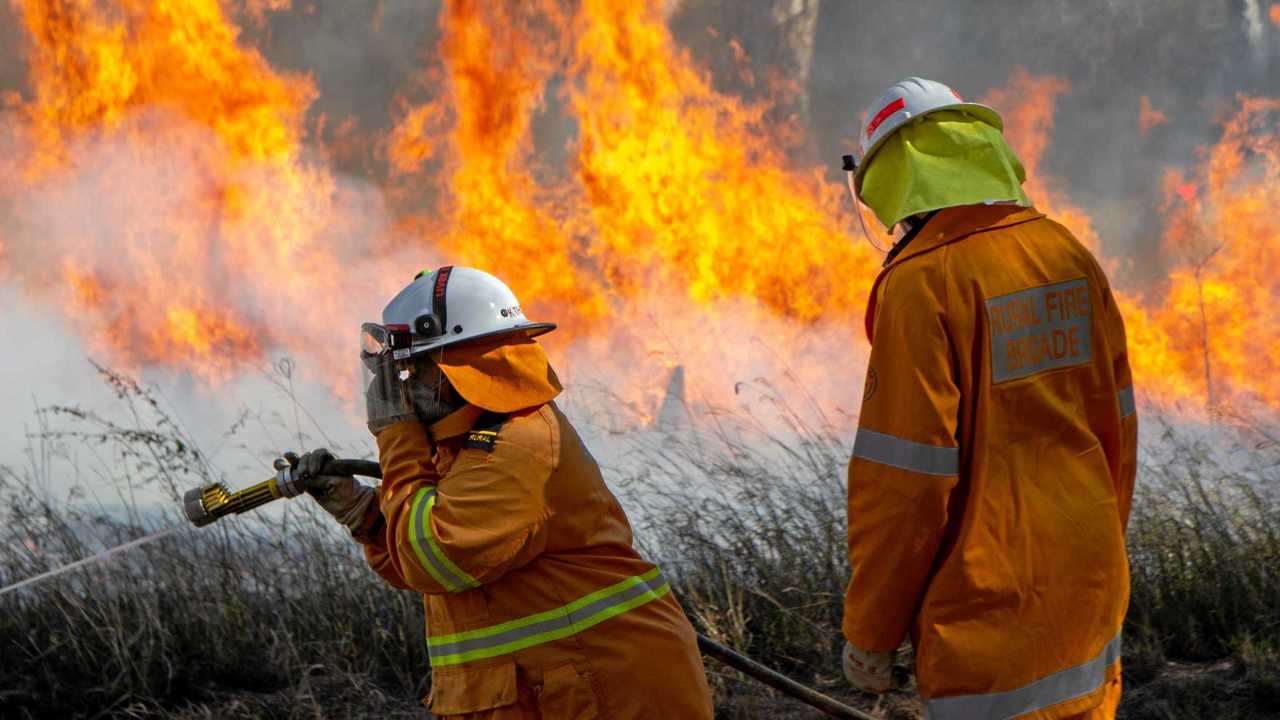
352, 501, 411, 591
843, 264, 961, 653
371, 416, 553, 595
1102, 282, 1138, 531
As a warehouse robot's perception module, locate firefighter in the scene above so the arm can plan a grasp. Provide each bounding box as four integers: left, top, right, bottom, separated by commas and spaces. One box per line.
291, 266, 713, 719
839, 78, 1136, 720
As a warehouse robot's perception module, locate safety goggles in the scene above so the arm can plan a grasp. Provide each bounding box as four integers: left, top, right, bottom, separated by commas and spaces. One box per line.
360, 322, 416, 370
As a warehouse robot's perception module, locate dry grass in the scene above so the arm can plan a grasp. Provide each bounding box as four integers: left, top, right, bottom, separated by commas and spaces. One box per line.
1, 369, 1278, 719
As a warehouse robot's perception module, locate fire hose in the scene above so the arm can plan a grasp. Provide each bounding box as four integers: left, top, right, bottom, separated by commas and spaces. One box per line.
184, 458, 875, 720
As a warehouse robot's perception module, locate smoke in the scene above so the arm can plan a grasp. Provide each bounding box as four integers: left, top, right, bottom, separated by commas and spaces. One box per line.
805, 0, 1276, 277
0, 0, 1276, 484
2, 0, 1271, 243
225, 0, 1280, 285
248, 1, 443, 177
1, 106, 402, 379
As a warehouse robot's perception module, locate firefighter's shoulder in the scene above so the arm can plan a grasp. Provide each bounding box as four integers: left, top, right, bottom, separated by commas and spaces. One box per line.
461, 404, 557, 463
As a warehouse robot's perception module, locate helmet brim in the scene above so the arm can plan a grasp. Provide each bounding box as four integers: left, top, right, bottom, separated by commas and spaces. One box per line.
853, 102, 1004, 193
408, 322, 557, 357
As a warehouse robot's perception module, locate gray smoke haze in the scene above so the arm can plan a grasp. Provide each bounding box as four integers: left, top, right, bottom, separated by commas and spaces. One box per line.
804, 1, 1275, 270
4, 0, 1271, 256
247, 0, 1274, 276
0, 0, 1274, 488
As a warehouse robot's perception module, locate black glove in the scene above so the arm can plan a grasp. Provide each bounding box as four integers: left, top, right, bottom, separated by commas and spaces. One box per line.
285, 449, 376, 532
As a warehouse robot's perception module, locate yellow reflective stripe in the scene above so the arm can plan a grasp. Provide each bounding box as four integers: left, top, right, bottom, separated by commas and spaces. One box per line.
427, 567, 669, 667
406, 488, 479, 593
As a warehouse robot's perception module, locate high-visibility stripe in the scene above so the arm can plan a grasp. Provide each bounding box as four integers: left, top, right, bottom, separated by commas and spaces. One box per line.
406, 488, 479, 593
427, 567, 670, 667
923, 632, 1122, 720
866, 97, 906, 138
853, 429, 960, 476
1118, 386, 1136, 418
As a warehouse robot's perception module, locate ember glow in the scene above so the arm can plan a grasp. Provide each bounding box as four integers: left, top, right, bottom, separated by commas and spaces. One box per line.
1, 0, 1276, 423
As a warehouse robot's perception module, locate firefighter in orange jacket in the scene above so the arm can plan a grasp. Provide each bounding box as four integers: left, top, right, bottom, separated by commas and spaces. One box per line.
290, 266, 713, 719
838, 78, 1137, 719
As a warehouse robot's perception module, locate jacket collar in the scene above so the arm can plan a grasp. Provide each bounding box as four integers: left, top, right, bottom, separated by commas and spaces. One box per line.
883, 204, 1044, 272
862, 204, 1045, 342
428, 404, 485, 443
881, 210, 939, 268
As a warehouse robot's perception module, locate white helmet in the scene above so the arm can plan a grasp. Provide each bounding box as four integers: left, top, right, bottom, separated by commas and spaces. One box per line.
849, 77, 1003, 192
367, 266, 555, 360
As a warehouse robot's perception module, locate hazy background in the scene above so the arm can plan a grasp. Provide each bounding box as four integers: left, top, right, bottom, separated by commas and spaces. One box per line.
0, 0, 1274, 487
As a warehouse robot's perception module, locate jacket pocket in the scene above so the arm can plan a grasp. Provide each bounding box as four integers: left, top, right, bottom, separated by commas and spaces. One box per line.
428, 658, 518, 715
535, 663, 600, 719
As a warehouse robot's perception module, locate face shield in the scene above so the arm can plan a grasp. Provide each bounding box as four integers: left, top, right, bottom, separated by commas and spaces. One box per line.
842, 154, 894, 255
360, 323, 450, 434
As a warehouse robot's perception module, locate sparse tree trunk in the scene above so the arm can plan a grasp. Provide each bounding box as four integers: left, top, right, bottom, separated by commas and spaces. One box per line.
1192, 244, 1222, 411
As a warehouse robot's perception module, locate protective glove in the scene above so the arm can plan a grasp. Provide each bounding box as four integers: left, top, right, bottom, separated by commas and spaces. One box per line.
285, 449, 378, 534
365, 361, 415, 436
842, 640, 894, 694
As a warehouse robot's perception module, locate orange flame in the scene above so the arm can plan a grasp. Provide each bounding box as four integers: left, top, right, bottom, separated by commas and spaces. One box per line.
984, 70, 1280, 413
1, 0, 385, 384
387, 0, 604, 335
568, 0, 876, 321
1120, 97, 1280, 412
981, 70, 1104, 255
387, 0, 878, 418
2, 2, 1278, 425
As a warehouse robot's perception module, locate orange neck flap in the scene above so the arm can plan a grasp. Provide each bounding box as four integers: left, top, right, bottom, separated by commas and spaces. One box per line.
435, 337, 562, 413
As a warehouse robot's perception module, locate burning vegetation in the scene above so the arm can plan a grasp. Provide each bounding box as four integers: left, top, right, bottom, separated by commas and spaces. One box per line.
2, 0, 1274, 420
0, 0, 1278, 718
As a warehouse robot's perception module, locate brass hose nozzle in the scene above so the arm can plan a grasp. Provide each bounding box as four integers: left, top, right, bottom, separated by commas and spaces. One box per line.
182, 460, 307, 527
183, 458, 381, 528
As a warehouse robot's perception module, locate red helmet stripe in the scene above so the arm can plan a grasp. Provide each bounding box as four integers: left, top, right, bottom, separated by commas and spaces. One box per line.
432, 266, 452, 334
866, 97, 906, 138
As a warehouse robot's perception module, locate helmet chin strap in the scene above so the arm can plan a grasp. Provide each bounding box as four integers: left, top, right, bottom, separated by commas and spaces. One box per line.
408, 349, 465, 427
882, 210, 939, 268
896, 213, 926, 235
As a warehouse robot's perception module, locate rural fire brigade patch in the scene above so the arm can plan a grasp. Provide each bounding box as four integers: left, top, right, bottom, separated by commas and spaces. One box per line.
463, 412, 507, 453
986, 278, 1093, 384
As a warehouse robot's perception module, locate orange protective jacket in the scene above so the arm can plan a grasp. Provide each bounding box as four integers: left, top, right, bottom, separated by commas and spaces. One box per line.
358, 402, 713, 719
843, 205, 1137, 720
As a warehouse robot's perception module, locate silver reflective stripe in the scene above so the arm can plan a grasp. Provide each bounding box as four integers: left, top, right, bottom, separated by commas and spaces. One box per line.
853, 429, 959, 476
1118, 386, 1136, 418
924, 632, 1122, 720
